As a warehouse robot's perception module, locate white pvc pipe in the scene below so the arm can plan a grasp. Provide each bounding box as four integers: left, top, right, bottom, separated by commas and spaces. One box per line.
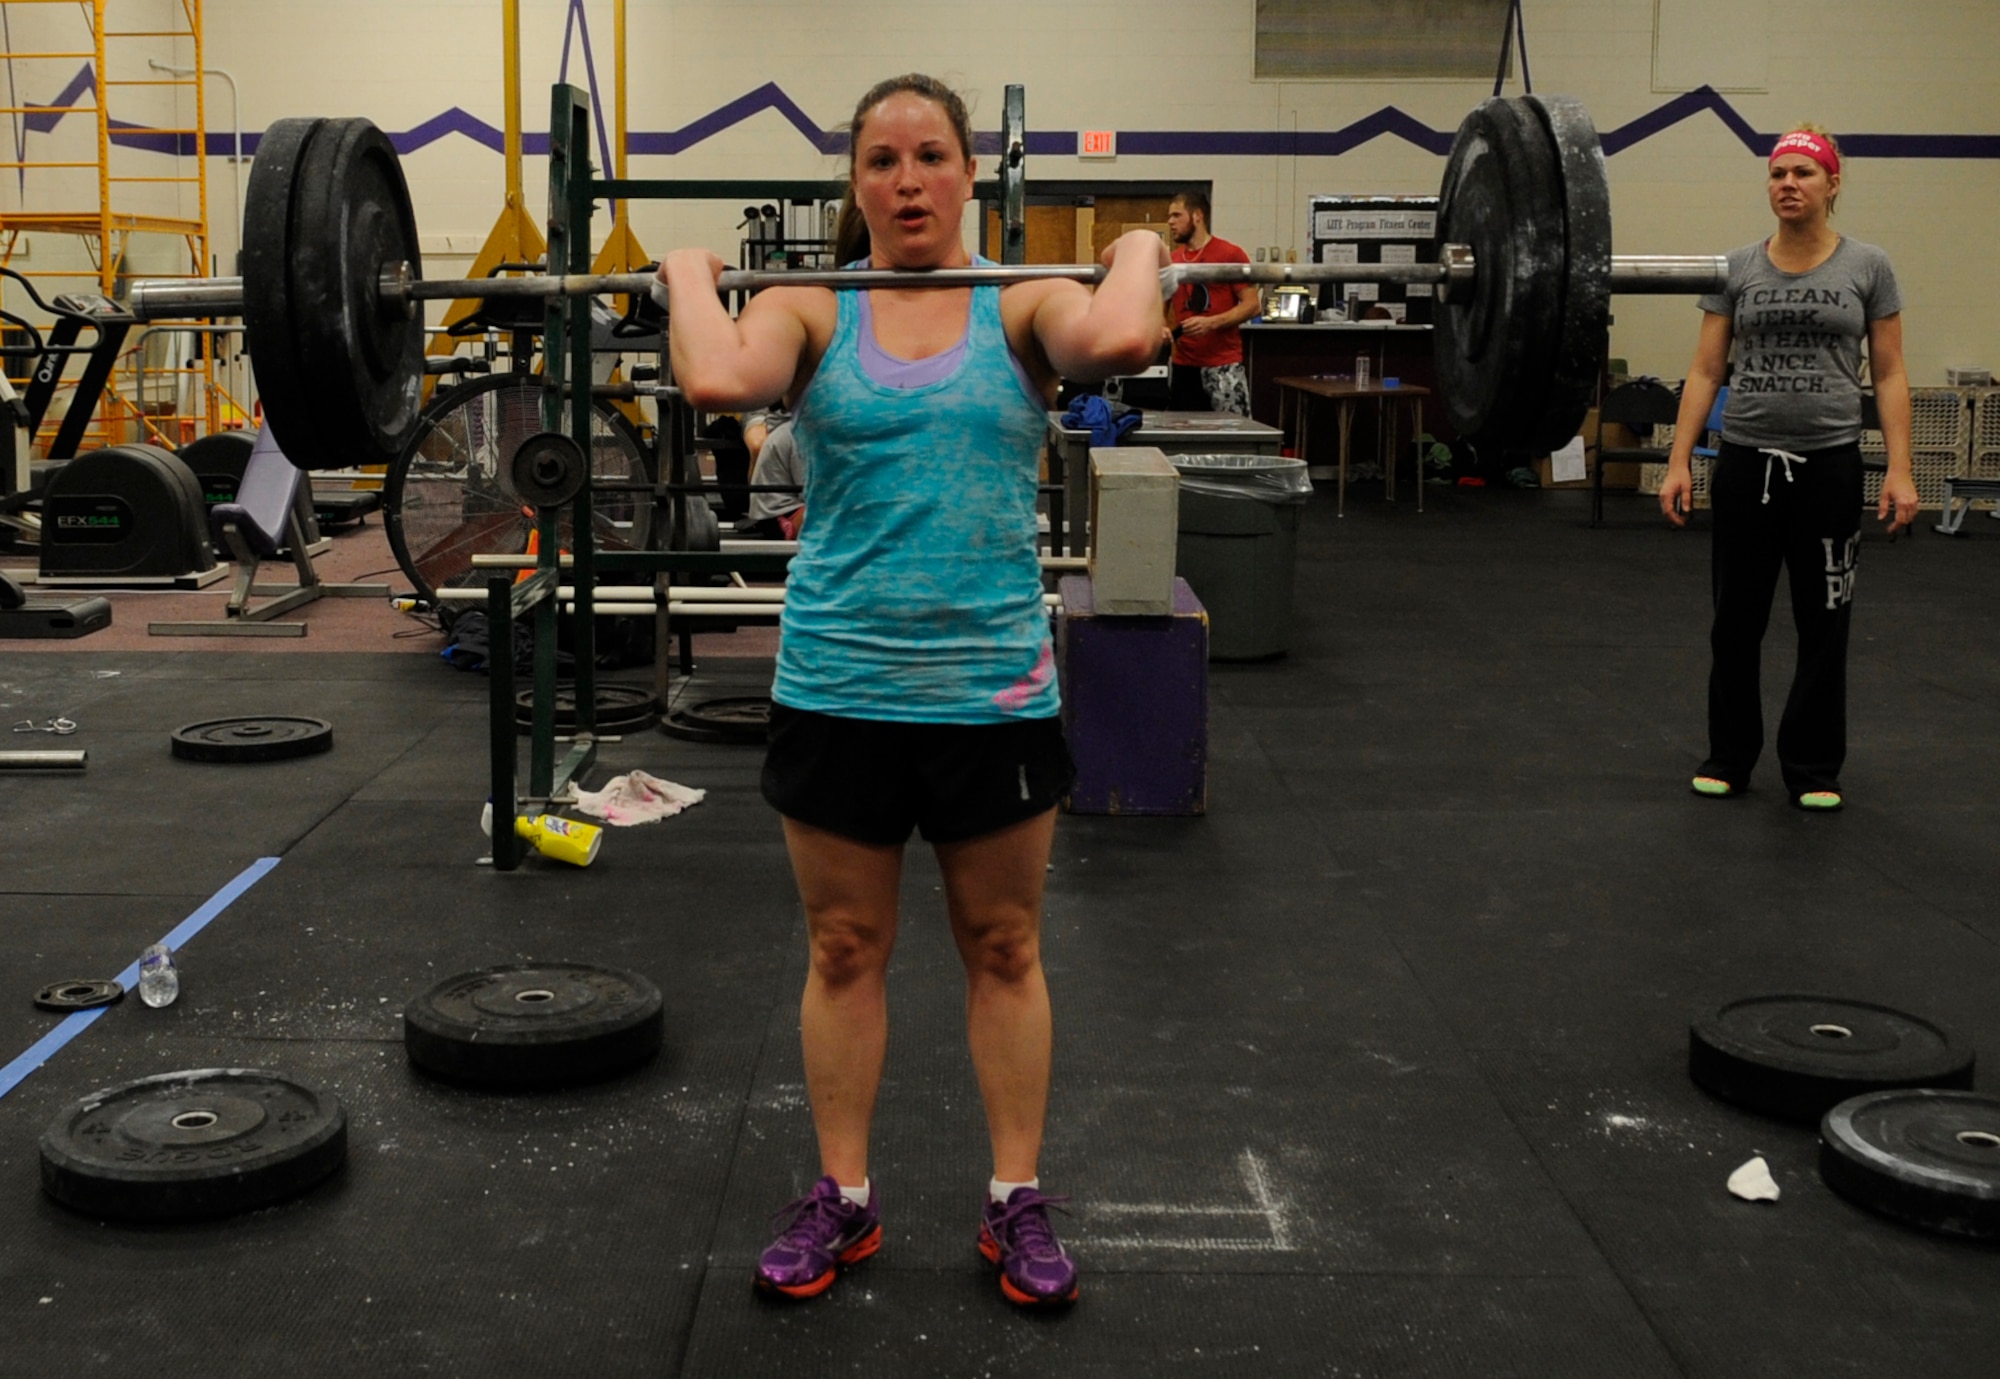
558, 594, 1064, 617
472, 548, 1086, 570
662, 603, 783, 616
449, 585, 1062, 610
150, 61, 243, 260
554, 585, 784, 602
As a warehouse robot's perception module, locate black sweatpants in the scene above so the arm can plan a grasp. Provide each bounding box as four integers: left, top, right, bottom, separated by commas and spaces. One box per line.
1168, 361, 1211, 413
1702, 439, 1864, 796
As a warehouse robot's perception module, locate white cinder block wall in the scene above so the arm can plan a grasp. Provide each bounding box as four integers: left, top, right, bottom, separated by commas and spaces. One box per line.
5, 0, 1995, 384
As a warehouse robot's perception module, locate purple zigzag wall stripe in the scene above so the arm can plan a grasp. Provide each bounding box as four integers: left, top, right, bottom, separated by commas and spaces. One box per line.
10, 69, 2000, 167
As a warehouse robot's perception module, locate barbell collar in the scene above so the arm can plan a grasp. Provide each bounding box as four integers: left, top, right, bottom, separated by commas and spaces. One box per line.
1438, 244, 1476, 304
127, 276, 247, 321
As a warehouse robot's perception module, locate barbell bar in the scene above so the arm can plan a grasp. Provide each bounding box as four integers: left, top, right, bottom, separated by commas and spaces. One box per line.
119, 93, 1723, 472
128, 252, 1724, 322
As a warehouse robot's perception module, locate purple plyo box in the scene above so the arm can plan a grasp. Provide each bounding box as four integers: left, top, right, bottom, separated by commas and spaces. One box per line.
1056, 575, 1208, 815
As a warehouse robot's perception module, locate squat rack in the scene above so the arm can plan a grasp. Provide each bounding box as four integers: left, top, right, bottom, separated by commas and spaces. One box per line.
487, 83, 1025, 868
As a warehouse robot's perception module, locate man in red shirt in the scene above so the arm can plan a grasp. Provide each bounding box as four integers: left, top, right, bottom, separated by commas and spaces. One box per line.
1165, 190, 1258, 415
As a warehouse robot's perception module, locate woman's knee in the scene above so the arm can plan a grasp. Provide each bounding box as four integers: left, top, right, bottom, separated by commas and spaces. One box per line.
958, 915, 1042, 985
807, 913, 893, 987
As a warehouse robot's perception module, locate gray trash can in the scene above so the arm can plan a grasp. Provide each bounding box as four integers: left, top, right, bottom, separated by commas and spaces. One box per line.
1169, 454, 1313, 661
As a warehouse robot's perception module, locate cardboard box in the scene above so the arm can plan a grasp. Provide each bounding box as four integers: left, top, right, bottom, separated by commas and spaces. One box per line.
1088, 446, 1179, 615
1531, 408, 1649, 490
1533, 455, 1589, 489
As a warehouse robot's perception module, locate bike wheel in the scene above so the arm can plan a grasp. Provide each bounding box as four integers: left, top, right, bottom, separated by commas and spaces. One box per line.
383, 372, 652, 603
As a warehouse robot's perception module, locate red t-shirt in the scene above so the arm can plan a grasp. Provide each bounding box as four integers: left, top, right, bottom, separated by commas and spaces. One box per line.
1170, 236, 1252, 368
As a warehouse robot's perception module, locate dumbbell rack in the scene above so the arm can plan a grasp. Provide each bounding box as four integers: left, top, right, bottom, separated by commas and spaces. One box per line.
487, 85, 1023, 868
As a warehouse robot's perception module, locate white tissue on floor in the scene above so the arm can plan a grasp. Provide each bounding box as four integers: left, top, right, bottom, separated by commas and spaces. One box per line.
572, 770, 706, 826
1727, 1155, 1781, 1202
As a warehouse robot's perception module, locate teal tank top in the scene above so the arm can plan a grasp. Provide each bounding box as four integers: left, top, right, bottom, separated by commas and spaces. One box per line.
775, 277, 1057, 722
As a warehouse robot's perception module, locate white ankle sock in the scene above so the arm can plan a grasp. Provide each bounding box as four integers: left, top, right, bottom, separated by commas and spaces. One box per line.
990, 1175, 1038, 1204
838, 1180, 870, 1209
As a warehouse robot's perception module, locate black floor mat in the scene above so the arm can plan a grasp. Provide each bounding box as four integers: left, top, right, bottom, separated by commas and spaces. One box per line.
5, 489, 2000, 1375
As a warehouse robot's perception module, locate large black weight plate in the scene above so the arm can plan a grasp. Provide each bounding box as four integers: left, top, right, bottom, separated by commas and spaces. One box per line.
1432, 97, 1567, 455
514, 683, 659, 735
1522, 94, 1612, 455
172, 715, 334, 763
669, 491, 721, 553
34, 979, 124, 1012
240, 118, 326, 474
292, 117, 426, 471
661, 694, 772, 745
39, 1068, 347, 1221
1689, 995, 1975, 1122
404, 962, 665, 1088
256, 117, 425, 472
1820, 1090, 2000, 1240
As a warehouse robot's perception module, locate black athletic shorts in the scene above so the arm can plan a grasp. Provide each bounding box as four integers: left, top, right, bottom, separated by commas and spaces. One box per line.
761, 704, 1076, 846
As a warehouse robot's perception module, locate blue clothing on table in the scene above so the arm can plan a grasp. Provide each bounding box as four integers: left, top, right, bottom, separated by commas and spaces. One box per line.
1062, 394, 1142, 448
777, 269, 1057, 723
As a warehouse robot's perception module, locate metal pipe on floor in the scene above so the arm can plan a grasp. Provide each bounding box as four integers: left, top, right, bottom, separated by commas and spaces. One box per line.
0, 750, 87, 770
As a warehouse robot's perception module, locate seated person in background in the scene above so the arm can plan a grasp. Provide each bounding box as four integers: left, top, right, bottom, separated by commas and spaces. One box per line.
743, 405, 788, 460
745, 417, 806, 539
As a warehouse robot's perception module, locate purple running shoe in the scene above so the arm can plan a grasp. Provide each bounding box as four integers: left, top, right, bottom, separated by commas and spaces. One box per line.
754, 1176, 881, 1299
978, 1186, 1079, 1307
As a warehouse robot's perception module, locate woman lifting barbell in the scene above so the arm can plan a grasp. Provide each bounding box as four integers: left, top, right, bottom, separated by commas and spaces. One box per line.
1659, 125, 1917, 811
660, 73, 1166, 1307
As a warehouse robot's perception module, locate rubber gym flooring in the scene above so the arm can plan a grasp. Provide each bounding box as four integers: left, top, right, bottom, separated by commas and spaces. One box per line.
4, 486, 1998, 1377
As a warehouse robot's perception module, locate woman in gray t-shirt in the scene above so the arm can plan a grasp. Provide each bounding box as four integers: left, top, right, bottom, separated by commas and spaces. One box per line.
1658, 126, 1915, 812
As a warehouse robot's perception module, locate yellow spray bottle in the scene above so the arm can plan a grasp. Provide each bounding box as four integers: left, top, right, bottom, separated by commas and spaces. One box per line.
482, 798, 603, 866
514, 813, 603, 866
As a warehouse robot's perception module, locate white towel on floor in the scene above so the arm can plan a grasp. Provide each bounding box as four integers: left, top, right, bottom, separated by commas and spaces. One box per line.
572, 770, 706, 826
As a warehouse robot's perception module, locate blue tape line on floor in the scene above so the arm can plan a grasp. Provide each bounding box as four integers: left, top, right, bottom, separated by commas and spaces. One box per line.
0, 856, 280, 1101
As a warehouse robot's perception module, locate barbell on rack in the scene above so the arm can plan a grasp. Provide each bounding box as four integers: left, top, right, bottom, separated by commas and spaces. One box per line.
124, 94, 1728, 474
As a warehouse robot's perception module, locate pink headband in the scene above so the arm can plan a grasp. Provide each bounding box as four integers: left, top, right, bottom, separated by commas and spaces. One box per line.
1770, 130, 1839, 178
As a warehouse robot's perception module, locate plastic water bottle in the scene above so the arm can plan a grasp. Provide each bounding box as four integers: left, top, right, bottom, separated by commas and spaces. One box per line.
1355, 354, 1371, 389
138, 943, 179, 1008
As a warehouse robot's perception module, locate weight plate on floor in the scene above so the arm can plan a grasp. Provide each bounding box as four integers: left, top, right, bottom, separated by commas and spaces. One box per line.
171, 715, 334, 763
39, 1068, 347, 1221
1820, 1089, 2000, 1240
33, 979, 125, 1012
509, 431, 588, 508
1689, 995, 1975, 1122
240, 117, 326, 476
404, 962, 665, 1088
660, 694, 773, 745
1521, 94, 1612, 456
514, 684, 659, 735
1432, 96, 1567, 455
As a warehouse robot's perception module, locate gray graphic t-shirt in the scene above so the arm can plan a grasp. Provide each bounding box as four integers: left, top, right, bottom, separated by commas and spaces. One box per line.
1698, 236, 1902, 450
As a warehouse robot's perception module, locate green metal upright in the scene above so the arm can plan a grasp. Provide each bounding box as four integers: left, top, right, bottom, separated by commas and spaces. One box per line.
488, 85, 807, 871
539, 83, 598, 798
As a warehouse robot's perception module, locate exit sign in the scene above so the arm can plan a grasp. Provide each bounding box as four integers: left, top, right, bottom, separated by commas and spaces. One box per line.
1078, 129, 1117, 159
